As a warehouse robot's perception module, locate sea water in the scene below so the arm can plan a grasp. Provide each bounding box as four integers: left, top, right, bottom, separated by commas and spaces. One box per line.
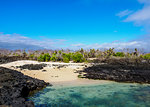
28, 82, 150, 107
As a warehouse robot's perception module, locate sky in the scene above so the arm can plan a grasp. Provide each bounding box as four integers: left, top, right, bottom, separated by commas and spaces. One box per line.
0, 0, 150, 51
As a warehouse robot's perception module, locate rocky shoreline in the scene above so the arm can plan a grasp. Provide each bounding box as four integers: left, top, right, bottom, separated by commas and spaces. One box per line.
16, 64, 47, 70
1, 57, 150, 106
0, 56, 29, 64
0, 67, 50, 107
79, 58, 150, 84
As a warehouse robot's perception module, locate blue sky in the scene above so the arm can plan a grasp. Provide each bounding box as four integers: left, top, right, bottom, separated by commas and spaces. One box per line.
0, 0, 150, 50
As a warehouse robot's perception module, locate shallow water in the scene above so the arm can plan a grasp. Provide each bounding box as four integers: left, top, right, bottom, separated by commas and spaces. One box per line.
28, 82, 150, 107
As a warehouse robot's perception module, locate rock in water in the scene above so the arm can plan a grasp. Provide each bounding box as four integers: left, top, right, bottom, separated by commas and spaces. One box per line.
0, 67, 51, 107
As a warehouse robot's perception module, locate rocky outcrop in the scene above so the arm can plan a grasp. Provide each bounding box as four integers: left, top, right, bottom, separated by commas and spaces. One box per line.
79, 58, 150, 83
16, 64, 47, 70
0, 67, 50, 107
0, 56, 29, 64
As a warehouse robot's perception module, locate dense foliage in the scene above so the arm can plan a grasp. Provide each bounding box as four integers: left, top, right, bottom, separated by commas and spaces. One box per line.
114, 52, 125, 57
142, 54, 150, 59
72, 52, 85, 63
0, 48, 148, 63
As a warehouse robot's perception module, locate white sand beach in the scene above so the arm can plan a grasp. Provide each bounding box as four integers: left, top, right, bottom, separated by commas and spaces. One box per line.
0, 60, 110, 86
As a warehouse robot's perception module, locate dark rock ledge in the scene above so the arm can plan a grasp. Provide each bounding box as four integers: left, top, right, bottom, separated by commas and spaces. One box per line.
79, 58, 150, 84
0, 56, 29, 64
0, 67, 51, 107
16, 64, 47, 70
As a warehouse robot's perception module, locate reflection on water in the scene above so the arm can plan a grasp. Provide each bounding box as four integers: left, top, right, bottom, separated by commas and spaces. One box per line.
28, 82, 150, 107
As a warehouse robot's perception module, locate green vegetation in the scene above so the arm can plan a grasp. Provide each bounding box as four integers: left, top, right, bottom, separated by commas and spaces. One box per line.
89, 49, 96, 58
114, 52, 125, 57
29, 54, 34, 59
1, 48, 149, 63
63, 57, 70, 63
37, 53, 51, 62
37, 54, 45, 62
62, 53, 72, 63
44, 53, 51, 62
142, 54, 150, 59
78, 74, 82, 78
72, 52, 85, 63
105, 48, 115, 57
50, 53, 57, 62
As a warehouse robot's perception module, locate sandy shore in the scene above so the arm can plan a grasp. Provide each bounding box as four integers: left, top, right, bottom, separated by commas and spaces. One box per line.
0, 61, 84, 82
0, 60, 110, 86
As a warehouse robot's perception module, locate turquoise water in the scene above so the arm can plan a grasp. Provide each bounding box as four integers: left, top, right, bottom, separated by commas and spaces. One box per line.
28, 82, 150, 107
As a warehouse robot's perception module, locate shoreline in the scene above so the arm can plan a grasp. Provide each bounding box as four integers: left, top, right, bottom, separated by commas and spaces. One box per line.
50, 78, 150, 89
1, 60, 150, 85
0, 67, 50, 107
0, 60, 89, 83
50, 78, 114, 87
1, 60, 150, 106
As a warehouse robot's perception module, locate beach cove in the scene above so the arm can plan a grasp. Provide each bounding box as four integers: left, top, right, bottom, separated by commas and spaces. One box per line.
1, 60, 150, 106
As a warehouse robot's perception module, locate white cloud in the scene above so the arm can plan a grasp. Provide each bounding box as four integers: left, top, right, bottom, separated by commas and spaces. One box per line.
1, 33, 150, 52
71, 43, 85, 47
117, 0, 150, 32
87, 41, 141, 49
116, 0, 150, 49
124, 6, 150, 24
116, 10, 133, 18
0, 33, 66, 50
138, 0, 150, 4
71, 37, 150, 52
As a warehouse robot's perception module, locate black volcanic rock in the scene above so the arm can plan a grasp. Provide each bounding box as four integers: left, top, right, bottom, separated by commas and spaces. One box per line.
16, 64, 47, 70
79, 58, 150, 83
0, 67, 50, 107
0, 56, 29, 64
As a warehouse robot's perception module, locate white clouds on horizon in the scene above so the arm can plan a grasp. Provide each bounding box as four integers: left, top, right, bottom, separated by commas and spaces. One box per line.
71, 43, 85, 47
0, 32, 150, 52
71, 41, 140, 49
71, 38, 150, 52
0, 33, 66, 50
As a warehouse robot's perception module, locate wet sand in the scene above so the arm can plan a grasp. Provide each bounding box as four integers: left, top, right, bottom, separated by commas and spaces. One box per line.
51, 78, 113, 88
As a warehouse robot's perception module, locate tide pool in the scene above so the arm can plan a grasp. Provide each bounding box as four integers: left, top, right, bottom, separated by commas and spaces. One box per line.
28, 82, 150, 107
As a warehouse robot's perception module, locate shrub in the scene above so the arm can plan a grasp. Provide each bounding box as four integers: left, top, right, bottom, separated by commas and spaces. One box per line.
43, 53, 51, 62
62, 53, 72, 63
114, 52, 125, 57
37, 53, 51, 62
143, 53, 150, 59
15, 53, 20, 57
80, 48, 84, 54
126, 53, 131, 58
89, 49, 96, 58
96, 53, 101, 58
105, 48, 115, 57
72, 52, 85, 63
37, 54, 45, 62
63, 57, 69, 63
50, 53, 58, 61
84, 52, 88, 58
78, 75, 82, 78
22, 50, 27, 57
29, 54, 34, 59
58, 50, 62, 54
